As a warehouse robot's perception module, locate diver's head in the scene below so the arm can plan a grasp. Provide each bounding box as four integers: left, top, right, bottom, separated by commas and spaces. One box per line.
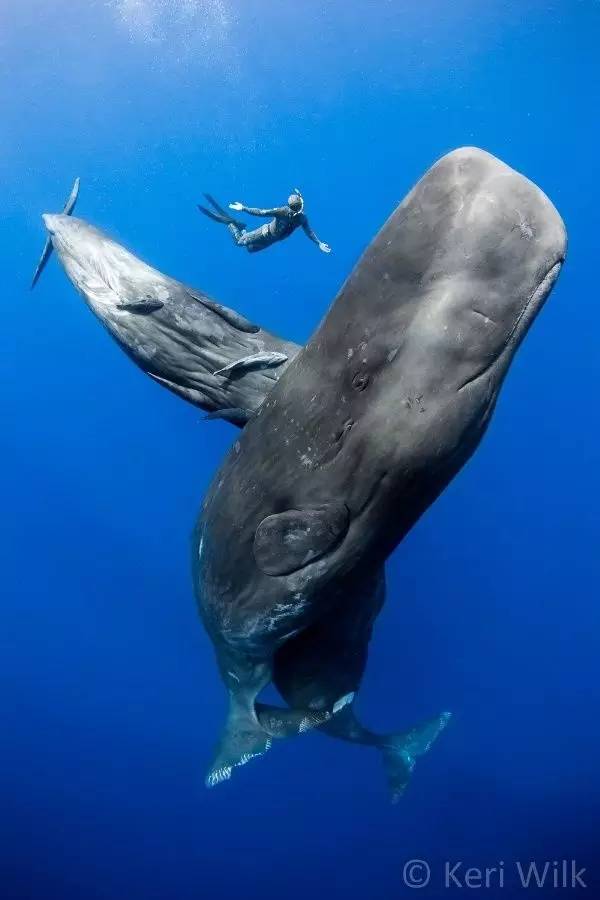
288, 192, 304, 213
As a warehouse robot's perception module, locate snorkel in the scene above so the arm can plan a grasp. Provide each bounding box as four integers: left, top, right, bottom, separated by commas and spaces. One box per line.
288, 189, 305, 214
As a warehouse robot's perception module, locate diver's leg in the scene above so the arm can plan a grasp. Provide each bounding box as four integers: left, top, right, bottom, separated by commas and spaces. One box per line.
227, 223, 248, 247
228, 223, 272, 252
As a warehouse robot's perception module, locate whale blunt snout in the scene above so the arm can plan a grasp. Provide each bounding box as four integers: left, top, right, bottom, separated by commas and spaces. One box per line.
42, 213, 60, 235
42, 212, 75, 239
31, 213, 68, 290
32, 181, 80, 290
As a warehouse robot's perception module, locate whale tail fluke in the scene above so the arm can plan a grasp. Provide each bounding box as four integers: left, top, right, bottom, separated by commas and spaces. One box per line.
205, 700, 273, 788
31, 177, 80, 289
206, 692, 355, 788
381, 711, 452, 803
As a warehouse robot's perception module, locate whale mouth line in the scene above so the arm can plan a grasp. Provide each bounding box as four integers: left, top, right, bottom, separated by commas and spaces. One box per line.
504, 256, 564, 348
457, 256, 564, 394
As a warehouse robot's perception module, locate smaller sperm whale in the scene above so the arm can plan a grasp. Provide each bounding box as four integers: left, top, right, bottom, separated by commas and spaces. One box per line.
32, 201, 300, 426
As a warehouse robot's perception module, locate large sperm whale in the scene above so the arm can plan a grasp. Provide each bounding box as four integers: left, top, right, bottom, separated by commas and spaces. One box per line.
33, 147, 566, 797
193, 147, 566, 787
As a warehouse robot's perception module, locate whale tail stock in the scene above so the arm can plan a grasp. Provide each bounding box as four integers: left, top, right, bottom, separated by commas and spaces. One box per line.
206, 692, 355, 789
380, 711, 452, 803
31, 177, 80, 289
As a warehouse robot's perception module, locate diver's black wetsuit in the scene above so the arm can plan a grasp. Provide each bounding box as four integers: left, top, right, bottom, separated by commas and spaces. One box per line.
228, 205, 320, 253
198, 194, 328, 254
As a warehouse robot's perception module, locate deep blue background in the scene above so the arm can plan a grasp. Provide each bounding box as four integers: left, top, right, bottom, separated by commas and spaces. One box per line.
1, 1, 599, 897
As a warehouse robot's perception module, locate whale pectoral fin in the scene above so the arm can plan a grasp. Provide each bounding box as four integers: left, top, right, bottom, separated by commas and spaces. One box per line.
185, 287, 261, 334
213, 351, 288, 378
62, 177, 81, 216
202, 408, 253, 426
30, 237, 54, 290
253, 502, 350, 577
381, 711, 452, 803
117, 299, 165, 314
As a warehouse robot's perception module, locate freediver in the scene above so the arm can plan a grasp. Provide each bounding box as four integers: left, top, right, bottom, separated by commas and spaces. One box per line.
198, 190, 331, 254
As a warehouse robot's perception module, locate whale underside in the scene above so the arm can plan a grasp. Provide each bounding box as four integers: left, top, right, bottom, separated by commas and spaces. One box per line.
35, 147, 566, 798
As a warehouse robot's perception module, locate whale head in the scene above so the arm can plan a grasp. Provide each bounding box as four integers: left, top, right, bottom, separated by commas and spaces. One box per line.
320, 147, 568, 465
385, 148, 567, 402
42, 213, 173, 314
37, 211, 299, 423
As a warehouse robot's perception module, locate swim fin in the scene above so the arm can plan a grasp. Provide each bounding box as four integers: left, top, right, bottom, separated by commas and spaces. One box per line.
380, 711, 452, 803
198, 193, 245, 228
197, 203, 232, 224
204, 193, 232, 218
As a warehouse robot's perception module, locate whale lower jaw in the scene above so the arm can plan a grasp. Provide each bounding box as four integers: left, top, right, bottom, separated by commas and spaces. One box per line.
457, 258, 564, 396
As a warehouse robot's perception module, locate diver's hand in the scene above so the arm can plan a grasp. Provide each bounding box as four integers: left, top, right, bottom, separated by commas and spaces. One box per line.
319, 242, 332, 254
229, 201, 244, 211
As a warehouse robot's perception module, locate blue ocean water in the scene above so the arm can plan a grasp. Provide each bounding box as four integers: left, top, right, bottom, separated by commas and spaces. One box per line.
2, 1, 599, 897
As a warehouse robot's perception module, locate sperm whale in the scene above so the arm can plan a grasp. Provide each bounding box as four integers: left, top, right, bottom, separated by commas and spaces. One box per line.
34, 147, 566, 797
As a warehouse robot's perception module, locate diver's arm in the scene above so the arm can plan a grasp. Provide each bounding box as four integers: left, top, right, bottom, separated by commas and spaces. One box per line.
230, 202, 288, 218
302, 219, 331, 253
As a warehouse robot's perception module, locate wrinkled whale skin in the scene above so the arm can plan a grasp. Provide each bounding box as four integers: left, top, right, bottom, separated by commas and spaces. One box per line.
40, 214, 299, 424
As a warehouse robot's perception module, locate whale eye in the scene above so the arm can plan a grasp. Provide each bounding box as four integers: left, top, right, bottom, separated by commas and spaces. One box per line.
352, 372, 370, 391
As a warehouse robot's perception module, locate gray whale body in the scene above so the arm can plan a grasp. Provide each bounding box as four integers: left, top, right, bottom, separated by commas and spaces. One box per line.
39, 212, 299, 425
37, 147, 566, 797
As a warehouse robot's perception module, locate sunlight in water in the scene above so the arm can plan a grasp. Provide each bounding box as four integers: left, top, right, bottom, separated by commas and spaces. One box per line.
112, 0, 232, 48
